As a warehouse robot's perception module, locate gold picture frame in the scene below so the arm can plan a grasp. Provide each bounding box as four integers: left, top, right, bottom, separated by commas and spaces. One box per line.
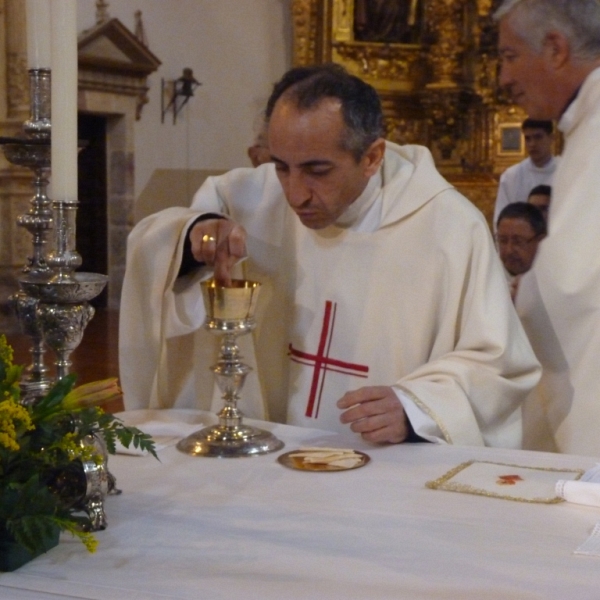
498, 124, 524, 156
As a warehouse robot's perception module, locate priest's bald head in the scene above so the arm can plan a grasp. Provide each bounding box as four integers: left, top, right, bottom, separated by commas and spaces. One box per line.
265, 63, 385, 161
264, 64, 387, 230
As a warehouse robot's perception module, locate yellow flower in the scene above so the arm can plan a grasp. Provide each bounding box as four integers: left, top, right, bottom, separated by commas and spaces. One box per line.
0, 334, 14, 366
81, 532, 99, 553
59, 520, 99, 554
61, 378, 122, 410
0, 397, 33, 451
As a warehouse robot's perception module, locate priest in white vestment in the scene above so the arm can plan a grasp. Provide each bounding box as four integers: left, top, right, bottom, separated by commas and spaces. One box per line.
120, 64, 540, 448
496, 0, 600, 456
492, 119, 559, 231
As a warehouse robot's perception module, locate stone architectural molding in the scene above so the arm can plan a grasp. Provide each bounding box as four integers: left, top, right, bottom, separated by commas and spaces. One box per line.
78, 17, 161, 120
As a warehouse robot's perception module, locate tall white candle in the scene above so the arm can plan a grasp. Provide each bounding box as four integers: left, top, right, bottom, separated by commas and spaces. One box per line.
26, 0, 52, 69
50, 0, 78, 203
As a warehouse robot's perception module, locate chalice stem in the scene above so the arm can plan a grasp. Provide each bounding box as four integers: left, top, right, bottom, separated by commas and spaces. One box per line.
214, 332, 250, 429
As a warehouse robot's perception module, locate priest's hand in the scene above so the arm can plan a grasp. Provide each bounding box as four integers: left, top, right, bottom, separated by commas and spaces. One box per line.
337, 386, 409, 444
189, 218, 247, 286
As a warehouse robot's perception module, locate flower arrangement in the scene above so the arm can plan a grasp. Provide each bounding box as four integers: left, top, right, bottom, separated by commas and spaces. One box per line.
0, 335, 156, 568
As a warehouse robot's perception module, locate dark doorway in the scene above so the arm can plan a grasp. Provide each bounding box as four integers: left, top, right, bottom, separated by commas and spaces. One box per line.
77, 113, 108, 307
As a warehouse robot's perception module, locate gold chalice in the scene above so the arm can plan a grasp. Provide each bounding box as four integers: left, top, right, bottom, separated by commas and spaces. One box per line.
177, 279, 284, 457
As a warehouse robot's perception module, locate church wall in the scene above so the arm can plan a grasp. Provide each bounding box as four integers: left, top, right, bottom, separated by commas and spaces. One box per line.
76, 0, 293, 199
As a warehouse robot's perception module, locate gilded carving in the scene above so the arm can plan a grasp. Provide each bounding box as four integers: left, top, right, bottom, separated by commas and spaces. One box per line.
332, 0, 353, 42
423, 0, 464, 88
332, 43, 423, 92
385, 117, 426, 146
292, 0, 319, 66
477, 0, 494, 16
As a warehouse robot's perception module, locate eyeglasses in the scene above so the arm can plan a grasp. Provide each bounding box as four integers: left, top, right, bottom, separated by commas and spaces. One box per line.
494, 234, 539, 249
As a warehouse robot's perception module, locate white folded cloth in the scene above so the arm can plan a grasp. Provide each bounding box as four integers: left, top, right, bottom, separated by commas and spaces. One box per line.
556, 463, 600, 507
113, 410, 208, 455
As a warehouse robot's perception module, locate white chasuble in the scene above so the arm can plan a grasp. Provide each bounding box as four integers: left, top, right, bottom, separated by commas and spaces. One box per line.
120, 142, 540, 448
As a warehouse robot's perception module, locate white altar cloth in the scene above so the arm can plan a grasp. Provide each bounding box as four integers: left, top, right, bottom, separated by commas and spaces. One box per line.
2, 409, 600, 600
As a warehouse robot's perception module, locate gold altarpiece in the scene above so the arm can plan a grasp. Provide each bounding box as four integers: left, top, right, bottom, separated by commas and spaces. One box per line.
291, 0, 528, 225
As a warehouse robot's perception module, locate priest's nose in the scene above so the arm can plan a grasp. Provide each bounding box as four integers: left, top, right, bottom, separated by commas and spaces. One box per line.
285, 171, 312, 207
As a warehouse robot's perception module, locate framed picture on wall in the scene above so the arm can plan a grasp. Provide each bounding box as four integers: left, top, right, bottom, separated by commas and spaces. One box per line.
498, 124, 523, 155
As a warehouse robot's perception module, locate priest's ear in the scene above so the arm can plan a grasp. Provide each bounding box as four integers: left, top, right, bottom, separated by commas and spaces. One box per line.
361, 138, 386, 177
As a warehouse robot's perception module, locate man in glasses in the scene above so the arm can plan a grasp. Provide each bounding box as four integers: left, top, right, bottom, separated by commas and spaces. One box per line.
496, 202, 547, 299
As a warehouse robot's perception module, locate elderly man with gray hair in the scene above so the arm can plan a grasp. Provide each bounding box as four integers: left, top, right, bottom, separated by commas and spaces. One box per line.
495, 0, 600, 456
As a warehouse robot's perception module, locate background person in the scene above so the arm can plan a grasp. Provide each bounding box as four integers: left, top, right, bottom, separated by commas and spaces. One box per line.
247, 111, 271, 167
496, 202, 546, 300
495, 0, 600, 455
527, 184, 551, 225
493, 118, 559, 229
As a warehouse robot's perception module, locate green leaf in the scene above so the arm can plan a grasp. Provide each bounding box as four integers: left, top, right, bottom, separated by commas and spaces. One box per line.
33, 374, 78, 417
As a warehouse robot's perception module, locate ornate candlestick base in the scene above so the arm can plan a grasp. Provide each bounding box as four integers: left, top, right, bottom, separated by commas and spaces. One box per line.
177, 279, 284, 457
19, 272, 109, 380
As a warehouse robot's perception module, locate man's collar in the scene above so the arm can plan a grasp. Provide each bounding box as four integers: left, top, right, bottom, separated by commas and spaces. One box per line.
335, 168, 383, 228
560, 86, 581, 118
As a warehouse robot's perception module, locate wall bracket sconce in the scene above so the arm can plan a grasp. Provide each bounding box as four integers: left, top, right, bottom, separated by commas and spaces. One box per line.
161, 68, 201, 124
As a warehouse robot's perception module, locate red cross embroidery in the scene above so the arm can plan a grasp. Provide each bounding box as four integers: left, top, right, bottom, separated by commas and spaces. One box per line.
288, 300, 369, 419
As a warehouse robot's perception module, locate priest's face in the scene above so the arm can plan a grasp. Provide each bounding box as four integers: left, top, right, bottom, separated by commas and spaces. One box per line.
523, 127, 553, 168
497, 18, 562, 120
268, 97, 384, 229
496, 217, 543, 276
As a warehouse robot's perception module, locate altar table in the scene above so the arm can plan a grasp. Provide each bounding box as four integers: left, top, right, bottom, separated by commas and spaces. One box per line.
2, 409, 600, 600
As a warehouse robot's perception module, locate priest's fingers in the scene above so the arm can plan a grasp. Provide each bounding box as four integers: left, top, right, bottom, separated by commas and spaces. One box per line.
189, 219, 247, 285
358, 420, 408, 444
212, 224, 247, 286
337, 386, 392, 410
346, 408, 409, 444
338, 386, 409, 443
224, 223, 247, 261
189, 219, 223, 262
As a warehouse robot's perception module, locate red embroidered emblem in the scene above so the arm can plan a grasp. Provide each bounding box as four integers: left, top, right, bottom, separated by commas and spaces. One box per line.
497, 474, 524, 486
288, 300, 369, 419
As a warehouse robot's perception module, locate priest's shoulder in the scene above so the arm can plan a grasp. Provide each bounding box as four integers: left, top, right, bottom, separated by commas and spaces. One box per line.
193, 163, 280, 202
428, 185, 491, 232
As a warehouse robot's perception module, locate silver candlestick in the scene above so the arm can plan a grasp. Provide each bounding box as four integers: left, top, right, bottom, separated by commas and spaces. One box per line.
177, 279, 284, 457
0, 68, 54, 402
23, 68, 52, 139
0, 67, 107, 396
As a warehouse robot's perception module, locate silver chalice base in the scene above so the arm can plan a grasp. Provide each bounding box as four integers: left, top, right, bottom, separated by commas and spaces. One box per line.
176, 423, 284, 457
